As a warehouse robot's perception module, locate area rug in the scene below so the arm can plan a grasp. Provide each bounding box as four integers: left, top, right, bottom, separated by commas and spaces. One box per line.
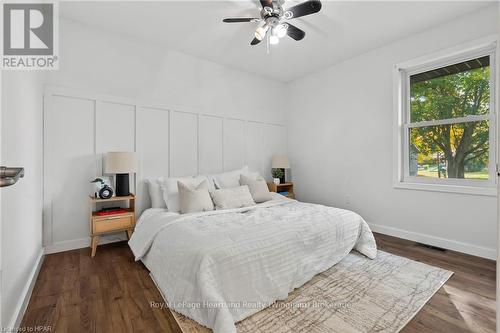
170, 250, 453, 333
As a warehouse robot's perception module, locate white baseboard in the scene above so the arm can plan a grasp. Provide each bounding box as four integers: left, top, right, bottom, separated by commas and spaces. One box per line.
44, 233, 127, 254
8, 249, 44, 329
370, 223, 496, 260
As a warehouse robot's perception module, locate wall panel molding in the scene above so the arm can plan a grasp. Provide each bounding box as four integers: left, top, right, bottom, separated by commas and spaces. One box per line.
223, 118, 246, 172
199, 115, 224, 175
170, 111, 199, 177
43, 86, 287, 252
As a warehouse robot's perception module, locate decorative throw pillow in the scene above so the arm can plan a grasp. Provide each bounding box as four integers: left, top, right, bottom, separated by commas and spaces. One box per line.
161, 175, 207, 213
146, 178, 167, 208
240, 174, 272, 203
210, 185, 256, 210
178, 180, 214, 214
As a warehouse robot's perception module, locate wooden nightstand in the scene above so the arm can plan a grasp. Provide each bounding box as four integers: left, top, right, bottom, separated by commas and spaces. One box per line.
89, 194, 135, 257
268, 182, 295, 199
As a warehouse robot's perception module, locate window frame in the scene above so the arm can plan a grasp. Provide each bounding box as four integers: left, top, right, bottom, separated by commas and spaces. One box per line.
393, 38, 497, 196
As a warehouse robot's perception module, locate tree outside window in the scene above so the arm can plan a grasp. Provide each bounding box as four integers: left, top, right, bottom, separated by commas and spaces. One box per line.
408, 56, 490, 180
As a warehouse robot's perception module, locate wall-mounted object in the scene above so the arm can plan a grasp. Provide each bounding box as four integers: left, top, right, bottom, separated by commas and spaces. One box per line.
0, 166, 25, 187
104, 152, 137, 196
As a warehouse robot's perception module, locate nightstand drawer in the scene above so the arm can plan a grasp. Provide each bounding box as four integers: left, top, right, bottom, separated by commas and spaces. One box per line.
93, 214, 133, 234
267, 182, 294, 199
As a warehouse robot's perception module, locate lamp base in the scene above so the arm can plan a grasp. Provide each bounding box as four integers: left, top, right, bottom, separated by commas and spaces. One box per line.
279, 168, 285, 184
115, 173, 130, 196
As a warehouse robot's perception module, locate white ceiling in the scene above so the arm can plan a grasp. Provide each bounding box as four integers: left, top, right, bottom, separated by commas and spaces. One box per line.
61, 1, 494, 82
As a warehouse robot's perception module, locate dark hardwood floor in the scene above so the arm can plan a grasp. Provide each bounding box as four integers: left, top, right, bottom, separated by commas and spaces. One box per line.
21, 233, 496, 332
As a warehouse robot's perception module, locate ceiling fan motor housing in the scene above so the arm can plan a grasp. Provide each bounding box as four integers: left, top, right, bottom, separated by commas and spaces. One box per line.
261, 2, 284, 20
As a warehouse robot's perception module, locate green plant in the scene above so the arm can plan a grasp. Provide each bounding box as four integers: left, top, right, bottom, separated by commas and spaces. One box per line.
272, 168, 284, 179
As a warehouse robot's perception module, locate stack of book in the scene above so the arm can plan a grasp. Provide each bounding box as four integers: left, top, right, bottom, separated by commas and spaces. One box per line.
95, 207, 127, 216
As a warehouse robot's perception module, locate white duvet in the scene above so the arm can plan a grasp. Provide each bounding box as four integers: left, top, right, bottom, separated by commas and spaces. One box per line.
129, 196, 377, 333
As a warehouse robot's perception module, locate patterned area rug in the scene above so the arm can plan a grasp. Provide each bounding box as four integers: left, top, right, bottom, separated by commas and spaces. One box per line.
171, 250, 453, 333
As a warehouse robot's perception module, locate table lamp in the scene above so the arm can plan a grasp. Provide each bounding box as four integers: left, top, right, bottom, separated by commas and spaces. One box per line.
272, 155, 290, 184
104, 152, 137, 196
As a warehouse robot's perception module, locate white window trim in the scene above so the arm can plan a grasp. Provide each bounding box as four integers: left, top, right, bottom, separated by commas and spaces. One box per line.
393, 36, 498, 197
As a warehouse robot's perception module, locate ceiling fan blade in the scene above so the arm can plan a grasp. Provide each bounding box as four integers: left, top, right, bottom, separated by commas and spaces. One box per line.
223, 18, 259, 23
260, 0, 273, 8
251, 37, 262, 45
286, 23, 305, 41
285, 0, 322, 19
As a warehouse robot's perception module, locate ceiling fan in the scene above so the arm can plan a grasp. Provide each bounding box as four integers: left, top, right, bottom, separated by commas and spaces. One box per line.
223, 0, 322, 46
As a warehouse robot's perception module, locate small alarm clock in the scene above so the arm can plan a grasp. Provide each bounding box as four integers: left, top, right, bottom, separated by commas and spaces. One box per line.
91, 177, 114, 199
99, 185, 113, 199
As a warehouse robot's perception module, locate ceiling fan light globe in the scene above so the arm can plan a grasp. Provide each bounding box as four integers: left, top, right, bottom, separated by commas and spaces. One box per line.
255, 29, 264, 41
255, 25, 269, 41
269, 35, 280, 45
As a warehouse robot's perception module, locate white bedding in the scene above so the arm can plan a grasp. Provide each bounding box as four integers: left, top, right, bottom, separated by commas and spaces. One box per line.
129, 196, 377, 333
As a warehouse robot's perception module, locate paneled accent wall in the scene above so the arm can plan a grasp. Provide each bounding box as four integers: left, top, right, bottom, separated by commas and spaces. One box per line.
43, 87, 287, 253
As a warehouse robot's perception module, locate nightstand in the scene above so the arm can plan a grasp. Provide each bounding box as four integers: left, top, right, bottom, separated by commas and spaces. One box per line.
89, 194, 135, 257
268, 182, 295, 199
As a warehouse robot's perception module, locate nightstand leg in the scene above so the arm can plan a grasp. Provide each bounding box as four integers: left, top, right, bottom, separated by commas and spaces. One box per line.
91, 235, 100, 258
126, 229, 133, 240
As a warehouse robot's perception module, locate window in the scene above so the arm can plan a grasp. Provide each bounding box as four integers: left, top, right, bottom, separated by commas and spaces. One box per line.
395, 43, 496, 195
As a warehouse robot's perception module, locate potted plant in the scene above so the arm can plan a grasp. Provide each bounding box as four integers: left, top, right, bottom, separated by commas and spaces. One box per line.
272, 168, 285, 184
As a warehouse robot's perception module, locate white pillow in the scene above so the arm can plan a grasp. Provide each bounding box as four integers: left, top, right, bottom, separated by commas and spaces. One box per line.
243, 170, 261, 180
207, 166, 264, 190
240, 174, 272, 203
145, 178, 167, 208
210, 185, 255, 210
178, 180, 214, 214
209, 166, 248, 189
161, 175, 207, 212
204, 175, 218, 192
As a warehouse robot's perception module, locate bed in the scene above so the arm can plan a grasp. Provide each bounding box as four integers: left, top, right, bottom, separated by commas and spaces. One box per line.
129, 193, 377, 333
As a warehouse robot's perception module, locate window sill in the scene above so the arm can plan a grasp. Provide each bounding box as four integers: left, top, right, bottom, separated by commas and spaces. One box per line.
393, 181, 497, 197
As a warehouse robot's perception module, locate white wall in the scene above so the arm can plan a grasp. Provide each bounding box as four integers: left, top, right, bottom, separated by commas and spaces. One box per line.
46, 18, 286, 124
286, 6, 498, 259
1, 71, 45, 328
42, 19, 288, 253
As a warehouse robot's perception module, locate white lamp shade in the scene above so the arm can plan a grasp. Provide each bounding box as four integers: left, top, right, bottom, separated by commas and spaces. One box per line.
104, 152, 137, 174
272, 155, 290, 169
